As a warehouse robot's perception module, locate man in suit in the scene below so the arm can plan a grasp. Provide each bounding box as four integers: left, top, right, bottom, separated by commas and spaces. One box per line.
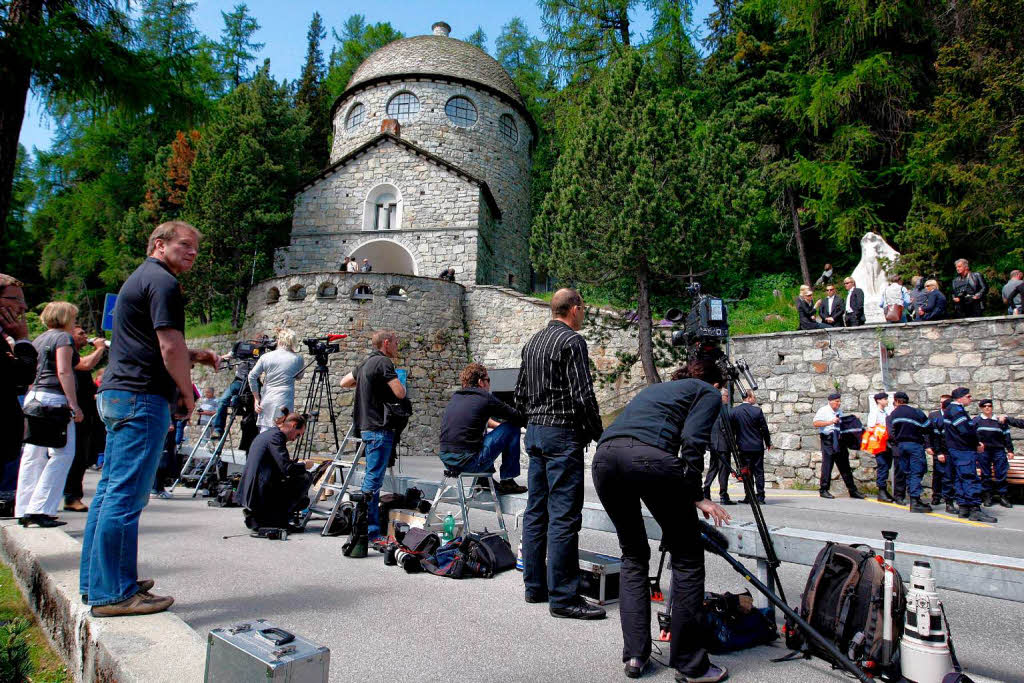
816, 284, 845, 327
732, 390, 772, 504
702, 388, 735, 505
0, 273, 38, 495
842, 277, 866, 327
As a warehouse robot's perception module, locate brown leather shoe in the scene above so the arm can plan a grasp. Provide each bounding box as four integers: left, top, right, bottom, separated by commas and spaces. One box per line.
82, 579, 155, 604
90, 591, 174, 618
64, 499, 89, 512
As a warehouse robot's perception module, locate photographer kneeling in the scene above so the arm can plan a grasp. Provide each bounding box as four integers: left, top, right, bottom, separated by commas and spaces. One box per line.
593, 360, 731, 682
238, 410, 315, 532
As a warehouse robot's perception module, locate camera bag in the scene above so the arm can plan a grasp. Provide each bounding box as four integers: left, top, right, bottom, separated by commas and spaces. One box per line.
462, 532, 516, 578
701, 590, 777, 653
401, 527, 441, 555
784, 542, 905, 676
21, 399, 72, 448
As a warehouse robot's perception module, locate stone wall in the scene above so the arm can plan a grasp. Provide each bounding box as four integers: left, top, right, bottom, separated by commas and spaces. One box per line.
731, 316, 1024, 491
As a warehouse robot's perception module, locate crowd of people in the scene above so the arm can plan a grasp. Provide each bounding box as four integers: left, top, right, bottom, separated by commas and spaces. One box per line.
799, 258, 1023, 330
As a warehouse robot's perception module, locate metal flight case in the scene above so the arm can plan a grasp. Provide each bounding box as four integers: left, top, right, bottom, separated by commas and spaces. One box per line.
205, 619, 329, 682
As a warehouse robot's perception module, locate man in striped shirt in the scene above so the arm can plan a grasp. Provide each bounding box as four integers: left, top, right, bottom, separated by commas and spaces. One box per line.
514, 288, 605, 620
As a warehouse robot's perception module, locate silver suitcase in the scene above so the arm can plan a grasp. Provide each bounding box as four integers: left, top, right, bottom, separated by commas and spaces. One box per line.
205, 619, 330, 682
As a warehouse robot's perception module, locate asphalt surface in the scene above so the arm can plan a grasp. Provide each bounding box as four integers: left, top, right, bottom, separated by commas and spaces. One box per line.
59, 464, 1024, 683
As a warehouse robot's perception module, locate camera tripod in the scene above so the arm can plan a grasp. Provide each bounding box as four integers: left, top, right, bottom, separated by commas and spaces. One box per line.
170, 368, 252, 497
293, 354, 339, 461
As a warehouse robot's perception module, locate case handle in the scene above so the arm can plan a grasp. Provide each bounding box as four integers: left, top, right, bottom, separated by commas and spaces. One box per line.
257, 627, 295, 646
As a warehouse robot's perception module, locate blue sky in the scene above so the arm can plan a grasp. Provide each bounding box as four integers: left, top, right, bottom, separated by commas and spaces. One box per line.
19, 0, 714, 152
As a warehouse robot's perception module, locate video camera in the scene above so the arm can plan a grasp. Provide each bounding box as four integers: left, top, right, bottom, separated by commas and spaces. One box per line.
232, 336, 276, 361
304, 334, 348, 365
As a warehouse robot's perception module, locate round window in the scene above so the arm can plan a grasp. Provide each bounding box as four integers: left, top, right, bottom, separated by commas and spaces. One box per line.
499, 114, 518, 144
345, 103, 365, 131
387, 92, 420, 121
445, 96, 478, 127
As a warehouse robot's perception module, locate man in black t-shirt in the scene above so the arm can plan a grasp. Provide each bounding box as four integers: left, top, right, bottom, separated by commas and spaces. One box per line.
79, 221, 219, 618
440, 362, 526, 494
340, 330, 406, 545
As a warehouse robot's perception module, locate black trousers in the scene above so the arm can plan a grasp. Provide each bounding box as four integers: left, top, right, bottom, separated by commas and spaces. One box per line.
592, 438, 710, 677
740, 450, 766, 497
819, 435, 858, 493
703, 449, 730, 498
64, 419, 94, 501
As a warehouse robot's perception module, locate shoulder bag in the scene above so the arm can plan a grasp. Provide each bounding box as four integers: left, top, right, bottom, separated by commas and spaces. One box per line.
22, 399, 72, 448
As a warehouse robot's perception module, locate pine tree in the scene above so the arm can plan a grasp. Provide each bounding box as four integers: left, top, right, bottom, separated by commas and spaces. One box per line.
296, 12, 329, 176
540, 0, 638, 82
324, 15, 403, 99
216, 2, 264, 89
465, 26, 487, 51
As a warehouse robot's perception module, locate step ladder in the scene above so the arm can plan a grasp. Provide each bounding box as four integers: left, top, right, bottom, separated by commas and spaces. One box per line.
427, 470, 508, 538
170, 416, 228, 497
300, 425, 396, 536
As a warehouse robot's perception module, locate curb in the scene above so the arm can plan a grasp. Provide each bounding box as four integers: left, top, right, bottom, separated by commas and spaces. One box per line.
0, 521, 206, 682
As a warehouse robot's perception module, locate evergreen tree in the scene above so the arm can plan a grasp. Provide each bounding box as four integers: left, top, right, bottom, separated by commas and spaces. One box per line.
216, 3, 263, 89
496, 17, 548, 103
465, 26, 487, 51
325, 15, 403, 99
296, 12, 329, 176
183, 64, 307, 326
2, 144, 40, 298
540, 0, 638, 81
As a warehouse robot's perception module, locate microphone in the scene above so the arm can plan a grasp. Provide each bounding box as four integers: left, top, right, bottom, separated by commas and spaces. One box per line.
326, 334, 348, 342
698, 519, 730, 557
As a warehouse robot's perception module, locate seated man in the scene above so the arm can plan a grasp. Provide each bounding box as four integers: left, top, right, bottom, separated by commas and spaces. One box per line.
440, 362, 527, 494
238, 410, 314, 531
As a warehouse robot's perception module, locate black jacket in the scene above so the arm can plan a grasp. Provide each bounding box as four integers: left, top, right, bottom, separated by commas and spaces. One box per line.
886, 405, 929, 444
440, 387, 524, 454
1, 336, 38, 469
919, 290, 946, 321
925, 410, 947, 453
710, 404, 731, 453
816, 295, 845, 327
797, 299, 820, 330
943, 403, 978, 451
846, 288, 866, 326
731, 402, 771, 451
972, 416, 1013, 451
238, 427, 301, 513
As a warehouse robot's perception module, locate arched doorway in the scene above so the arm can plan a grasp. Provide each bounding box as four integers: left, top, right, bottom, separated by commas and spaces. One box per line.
349, 239, 417, 275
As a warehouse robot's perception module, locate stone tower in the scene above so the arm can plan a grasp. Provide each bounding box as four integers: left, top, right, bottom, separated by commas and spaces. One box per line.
276, 21, 535, 291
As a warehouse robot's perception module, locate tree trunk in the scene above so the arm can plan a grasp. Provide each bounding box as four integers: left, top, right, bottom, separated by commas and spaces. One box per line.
786, 187, 811, 286
636, 261, 661, 384
617, 8, 631, 47
0, 0, 43, 241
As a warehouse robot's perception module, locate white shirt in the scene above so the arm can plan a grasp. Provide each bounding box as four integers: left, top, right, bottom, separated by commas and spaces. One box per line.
845, 293, 853, 314
867, 403, 892, 428
196, 399, 218, 425
346, 261, 359, 273
825, 295, 836, 314
814, 405, 840, 434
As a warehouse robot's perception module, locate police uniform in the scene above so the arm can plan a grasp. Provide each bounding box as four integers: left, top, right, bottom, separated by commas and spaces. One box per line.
943, 388, 997, 523
886, 392, 931, 512
972, 400, 1014, 508
925, 405, 957, 510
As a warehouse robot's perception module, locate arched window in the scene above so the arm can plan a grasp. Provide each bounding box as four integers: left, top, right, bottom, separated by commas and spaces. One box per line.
351, 283, 373, 300
317, 282, 337, 298
266, 287, 280, 304
499, 114, 518, 144
386, 92, 420, 121
445, 96, 477, 127
363, 183, 402, 232
345, 103, 365, 131
287, 284, 307, 300
386, 286, 408, 301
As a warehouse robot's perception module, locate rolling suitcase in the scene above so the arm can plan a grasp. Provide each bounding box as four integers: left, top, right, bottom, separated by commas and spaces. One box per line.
205, 619, 330, 682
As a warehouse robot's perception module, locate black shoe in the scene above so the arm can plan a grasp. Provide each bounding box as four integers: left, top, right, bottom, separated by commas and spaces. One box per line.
525, 592, 549, 604
675, 662, 729, 683
496, 479, 528, 495
550, 598, 606, 620
969, 507, 997, 523
892, 495, 905, 505
21, 514, 66, 528
946, 501, 959, 514
625, 657, 649, 678
819, 490, 835, 499
997, 495, 1013, 508
982, 494, 994, 508
909, 498, 933, 513
958, 506, 971, 518
737, 497, 751, 504
849, 490, 865, 500
719, 497, 737, 506
877, 489, 894, 503
756, 495, 766, 504
930, 495, 942, 506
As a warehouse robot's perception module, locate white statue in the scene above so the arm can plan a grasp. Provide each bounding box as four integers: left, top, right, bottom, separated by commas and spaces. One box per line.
850, 232, 900, 324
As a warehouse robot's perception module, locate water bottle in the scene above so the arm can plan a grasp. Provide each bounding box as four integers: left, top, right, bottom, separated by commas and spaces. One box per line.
443, 513, 455, 541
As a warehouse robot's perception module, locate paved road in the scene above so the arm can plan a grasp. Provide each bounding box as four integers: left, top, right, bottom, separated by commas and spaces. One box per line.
60, 466, 1023, 683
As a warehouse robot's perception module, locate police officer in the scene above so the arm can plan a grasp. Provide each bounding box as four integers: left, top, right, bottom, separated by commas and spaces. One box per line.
869, 391, 904, 503
943, 387, 997, 523
813, 392, 864, 500
732, 390, 771, 505
702, 388, 735, 505
925, 395, 957, 513
886, 392, 932, 513
973, 399, 1014, 509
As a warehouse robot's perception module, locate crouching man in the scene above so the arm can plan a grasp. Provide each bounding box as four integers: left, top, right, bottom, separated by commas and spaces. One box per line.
440, 363, 527, 494
238, 410, 314, 532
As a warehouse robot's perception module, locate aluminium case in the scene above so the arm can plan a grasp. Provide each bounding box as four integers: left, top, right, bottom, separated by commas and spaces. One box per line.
205, 619, 329, 682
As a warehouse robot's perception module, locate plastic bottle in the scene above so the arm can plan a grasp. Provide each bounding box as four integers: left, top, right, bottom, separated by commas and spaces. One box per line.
443, 513, 455, 541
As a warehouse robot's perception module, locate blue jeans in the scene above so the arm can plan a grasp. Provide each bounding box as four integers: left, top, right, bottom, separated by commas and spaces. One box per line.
950, 449, 982, 508
439, 422, 522, 479
899, 442, 927, 499
978, 448, 1009, 497
522, 424, 585, 609
211, 379, 243, 432
80, 391, 171, 605
360, 429, 394, 540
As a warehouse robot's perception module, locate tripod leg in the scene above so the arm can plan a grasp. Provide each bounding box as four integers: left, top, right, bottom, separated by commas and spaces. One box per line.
171, 418, 215, 492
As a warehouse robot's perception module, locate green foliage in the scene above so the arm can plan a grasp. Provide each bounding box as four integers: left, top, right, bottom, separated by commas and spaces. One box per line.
0, 618, 33, 683
727, 274, 802, 335
0, 561, 69, 682
216, 3, 264, 90
324, 15, 403, 100
185, 316, 238, 339
464, 26, 488, 51
296, 12, 329, 175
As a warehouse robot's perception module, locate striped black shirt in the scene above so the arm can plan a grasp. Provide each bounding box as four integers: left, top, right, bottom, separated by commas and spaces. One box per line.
514, 320, 603, 440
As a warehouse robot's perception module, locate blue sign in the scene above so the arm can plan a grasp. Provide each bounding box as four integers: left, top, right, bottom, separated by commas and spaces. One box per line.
101, 293, 118, 332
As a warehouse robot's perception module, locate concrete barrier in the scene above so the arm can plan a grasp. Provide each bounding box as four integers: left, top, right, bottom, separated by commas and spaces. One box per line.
0, 522, 206, 682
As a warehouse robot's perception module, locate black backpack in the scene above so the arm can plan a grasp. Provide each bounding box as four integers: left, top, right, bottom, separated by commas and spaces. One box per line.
460, 532, 516, 578
785, 542, 905, 676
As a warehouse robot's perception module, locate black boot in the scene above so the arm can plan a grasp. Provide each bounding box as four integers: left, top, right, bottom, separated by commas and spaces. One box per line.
893, 493, 906, 505
819, 490, 835, 499
997, 495, 1013, 508
957, 505, 971, 518
877, 488, 894, 503
848, 489, 865, 500
930, 494, 942, 506
981, 493, 994, 507
909, 497, 933, 513
945, 501, 959, 514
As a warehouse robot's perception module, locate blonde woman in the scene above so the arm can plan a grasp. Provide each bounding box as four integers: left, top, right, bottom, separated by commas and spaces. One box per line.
248, 328, 305, 432
797, 285, 827, 330
17, 302, 84, 527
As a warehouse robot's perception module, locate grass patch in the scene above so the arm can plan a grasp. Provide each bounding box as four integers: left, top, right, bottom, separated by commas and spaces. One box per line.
186, 318, 238, 340
0, 560, 70, 682
728, 284, 803, 336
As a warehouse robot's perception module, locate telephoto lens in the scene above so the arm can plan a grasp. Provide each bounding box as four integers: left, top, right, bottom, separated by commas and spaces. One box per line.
384, 543, 398, 566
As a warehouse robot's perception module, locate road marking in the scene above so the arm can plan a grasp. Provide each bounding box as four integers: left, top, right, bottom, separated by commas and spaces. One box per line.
863, 497, 991, 528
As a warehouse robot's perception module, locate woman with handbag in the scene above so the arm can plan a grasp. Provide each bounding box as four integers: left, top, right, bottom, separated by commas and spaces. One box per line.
16, 301, 84, 527
248, 328, 305, 433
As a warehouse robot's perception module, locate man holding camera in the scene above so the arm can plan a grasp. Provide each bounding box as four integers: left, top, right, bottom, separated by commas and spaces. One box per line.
593, 360, 730, 682
340, 330, 406, 549
211, 338, 262, 439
